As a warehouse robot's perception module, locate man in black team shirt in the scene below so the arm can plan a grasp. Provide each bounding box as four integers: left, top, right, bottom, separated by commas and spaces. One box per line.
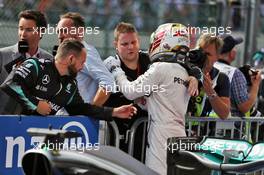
0, 39, 136, 121
104, 22, 149, 158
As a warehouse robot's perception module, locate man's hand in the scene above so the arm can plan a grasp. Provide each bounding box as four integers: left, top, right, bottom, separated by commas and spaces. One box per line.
189, 66, 203, 82
134, 97, 147, 110
36, 100, 51, 115
112, 104, 137, 119
251, 70, 262, 88
203, 73, 216, 95
104, 56, 123, 77
188, 76, 199, 96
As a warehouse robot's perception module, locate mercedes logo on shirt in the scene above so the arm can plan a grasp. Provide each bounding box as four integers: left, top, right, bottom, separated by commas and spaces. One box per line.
42, 74, 50, 85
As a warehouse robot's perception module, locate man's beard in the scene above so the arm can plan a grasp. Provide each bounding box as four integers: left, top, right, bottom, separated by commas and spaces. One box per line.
68, 64, 78, 78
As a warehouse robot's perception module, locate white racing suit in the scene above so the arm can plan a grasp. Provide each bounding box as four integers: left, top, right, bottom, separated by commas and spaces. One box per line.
114, 62, 190, 175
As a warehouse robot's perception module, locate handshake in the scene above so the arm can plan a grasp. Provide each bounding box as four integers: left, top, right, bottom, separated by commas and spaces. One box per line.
104, 56, 124, 78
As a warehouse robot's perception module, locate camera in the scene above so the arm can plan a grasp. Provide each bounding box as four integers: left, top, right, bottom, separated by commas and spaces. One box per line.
150, 48, 206, 82
187, 48, 207, 69
239, 64, 258, 86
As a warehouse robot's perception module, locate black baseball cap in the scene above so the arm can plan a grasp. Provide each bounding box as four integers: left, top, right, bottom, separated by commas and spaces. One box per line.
220, 34, 243, 54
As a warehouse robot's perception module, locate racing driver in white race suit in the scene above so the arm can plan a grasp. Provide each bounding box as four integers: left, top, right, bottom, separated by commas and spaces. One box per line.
104, 23, 202, 175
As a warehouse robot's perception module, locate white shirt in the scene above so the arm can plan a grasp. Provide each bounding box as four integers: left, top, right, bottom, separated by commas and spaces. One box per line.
116, 62, 190, 175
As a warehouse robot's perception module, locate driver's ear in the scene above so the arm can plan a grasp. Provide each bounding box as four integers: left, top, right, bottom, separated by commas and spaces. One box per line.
68, 55, 74, 64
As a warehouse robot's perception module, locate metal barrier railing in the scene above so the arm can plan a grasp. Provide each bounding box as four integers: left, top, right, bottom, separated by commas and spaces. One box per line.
101, 116, 264, 164
186, 116, 264, 142
107, 121, 121, 147
99, 121, 121, 148
99, 117, 148, 162
128, 117, 148, 162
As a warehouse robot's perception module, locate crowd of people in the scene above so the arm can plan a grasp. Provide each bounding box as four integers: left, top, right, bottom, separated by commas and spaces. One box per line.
1, 0, 247, 32
0, 9, 263, 175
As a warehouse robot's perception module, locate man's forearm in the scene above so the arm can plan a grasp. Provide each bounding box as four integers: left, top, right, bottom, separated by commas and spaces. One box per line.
209, 96, 230, 119
238, 84, 259, 113
1, 83, 38, 111
66, 103, 113, 121
92, 87, 110, 106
